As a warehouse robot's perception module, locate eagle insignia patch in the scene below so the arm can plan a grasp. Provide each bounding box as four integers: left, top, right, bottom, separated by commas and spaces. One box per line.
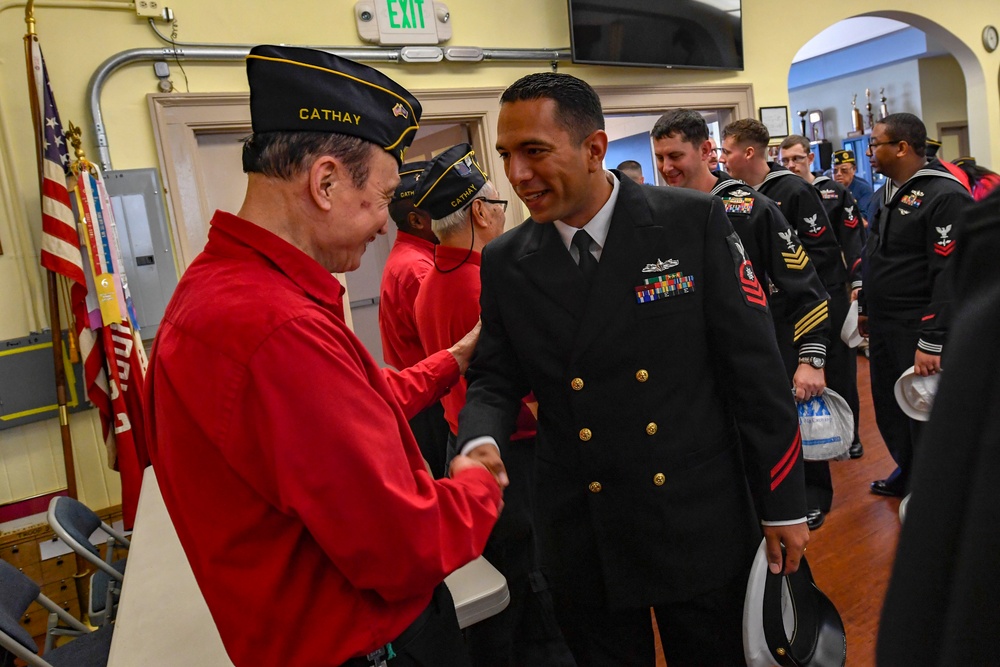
726, 231, 767, 310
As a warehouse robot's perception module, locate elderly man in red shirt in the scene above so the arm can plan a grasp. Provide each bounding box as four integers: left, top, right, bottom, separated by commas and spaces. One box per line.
144, 46, 506, 667
379, 161, 450, 476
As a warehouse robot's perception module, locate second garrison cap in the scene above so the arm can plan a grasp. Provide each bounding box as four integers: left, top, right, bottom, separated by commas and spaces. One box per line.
413, 143, 489, 219
833, 150, 855, 166
246, 44, 421, 164
393, 161, 430, 202
925, 138, 942, 159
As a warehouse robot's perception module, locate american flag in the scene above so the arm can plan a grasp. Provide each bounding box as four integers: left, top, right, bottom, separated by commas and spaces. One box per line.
31, 39, 85, 289
30, 38, 105, 421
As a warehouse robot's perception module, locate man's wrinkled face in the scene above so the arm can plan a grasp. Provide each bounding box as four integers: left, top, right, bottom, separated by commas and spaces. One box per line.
833, 163, 856, 187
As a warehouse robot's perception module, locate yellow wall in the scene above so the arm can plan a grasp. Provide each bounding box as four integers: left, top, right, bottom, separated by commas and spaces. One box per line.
0, 0, 997, 510
919, 55, 973, 158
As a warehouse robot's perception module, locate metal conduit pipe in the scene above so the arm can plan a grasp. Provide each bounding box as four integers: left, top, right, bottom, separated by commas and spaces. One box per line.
144, 19, 570, 63
88, 44, 570, 171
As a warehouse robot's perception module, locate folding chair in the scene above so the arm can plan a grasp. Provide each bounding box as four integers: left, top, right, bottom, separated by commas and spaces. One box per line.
0, 559, 113, 667
46, 497, 129, 627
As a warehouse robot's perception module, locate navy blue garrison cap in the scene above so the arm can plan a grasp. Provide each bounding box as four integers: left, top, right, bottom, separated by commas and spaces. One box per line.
393, 161, 430, 202
246, 44, 421, 164
413, 143, 489, 219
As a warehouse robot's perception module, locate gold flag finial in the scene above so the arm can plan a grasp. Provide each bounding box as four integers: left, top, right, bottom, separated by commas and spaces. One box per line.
25, 0, 36, 35
66, 121, 96, 177
66, 121, 85, 160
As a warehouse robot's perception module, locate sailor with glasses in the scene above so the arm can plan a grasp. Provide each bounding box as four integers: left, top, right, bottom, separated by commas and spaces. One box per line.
860, 113, 973, 499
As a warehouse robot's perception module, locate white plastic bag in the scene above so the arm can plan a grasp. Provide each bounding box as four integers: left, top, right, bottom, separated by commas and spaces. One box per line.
797, 388, 853, 461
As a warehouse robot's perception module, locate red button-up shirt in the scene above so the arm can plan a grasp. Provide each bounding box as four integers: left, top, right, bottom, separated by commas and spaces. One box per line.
145, 211, 501, 666
379, 231, 436, 370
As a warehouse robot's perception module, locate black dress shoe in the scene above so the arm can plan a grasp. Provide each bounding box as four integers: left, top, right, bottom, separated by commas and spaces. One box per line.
849, 441, 864, 459
871, 478, 905, 497
806, 508, 825, 530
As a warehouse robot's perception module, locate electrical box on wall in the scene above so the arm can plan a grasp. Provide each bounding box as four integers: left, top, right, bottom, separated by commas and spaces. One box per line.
355, 0, 451, 45
102, 169, 179, 342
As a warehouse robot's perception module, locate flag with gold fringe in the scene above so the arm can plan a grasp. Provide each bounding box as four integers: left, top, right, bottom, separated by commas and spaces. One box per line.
69, 143, 150, 528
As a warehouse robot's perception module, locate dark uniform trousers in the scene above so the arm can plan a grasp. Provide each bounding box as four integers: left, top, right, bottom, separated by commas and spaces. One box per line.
409, 401, 449, 479
339, 584, 471, 667
551, 566, 749, 667
774, 282, 855, 511
868, 317, 925, 491
448, 433, 574, 667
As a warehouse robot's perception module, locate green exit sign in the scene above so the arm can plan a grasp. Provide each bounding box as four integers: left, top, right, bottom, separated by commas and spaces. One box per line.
355, 0, 452, 45
386, 0, 426, 29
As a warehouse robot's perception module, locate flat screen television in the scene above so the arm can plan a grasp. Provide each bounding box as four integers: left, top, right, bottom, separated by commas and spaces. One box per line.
568, 0, 743, 70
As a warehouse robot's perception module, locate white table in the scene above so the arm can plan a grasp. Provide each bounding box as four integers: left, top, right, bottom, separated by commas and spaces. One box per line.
108, 467, 509, 666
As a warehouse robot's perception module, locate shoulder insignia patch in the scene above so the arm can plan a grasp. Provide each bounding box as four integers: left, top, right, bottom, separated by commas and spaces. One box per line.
726, 231, 767, 310
843, 205, 859, 228
802, 213, 826, 238
934, 225, 955, 256
782, 246, 810, 270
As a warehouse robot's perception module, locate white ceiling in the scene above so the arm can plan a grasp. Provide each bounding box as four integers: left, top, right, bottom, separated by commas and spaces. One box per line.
793, 17, 912, 63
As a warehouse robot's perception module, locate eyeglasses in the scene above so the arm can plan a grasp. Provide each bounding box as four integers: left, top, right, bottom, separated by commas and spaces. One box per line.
779, 155, 809, 166
476, 198, 508, 212
866, 140, 902, 154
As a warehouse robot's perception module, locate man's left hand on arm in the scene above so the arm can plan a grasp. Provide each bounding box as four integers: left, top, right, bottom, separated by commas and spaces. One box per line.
448, 320, 481, 375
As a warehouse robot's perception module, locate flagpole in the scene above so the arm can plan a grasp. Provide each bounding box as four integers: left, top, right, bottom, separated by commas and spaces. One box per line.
25, 2, 93, 623
24, 0, 79, 503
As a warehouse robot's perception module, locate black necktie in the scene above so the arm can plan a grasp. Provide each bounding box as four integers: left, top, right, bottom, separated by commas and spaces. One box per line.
572, 229, 598, 283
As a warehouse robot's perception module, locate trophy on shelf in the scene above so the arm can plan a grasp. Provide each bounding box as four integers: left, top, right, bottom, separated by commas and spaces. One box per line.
879, 88, 889, 120
798, 109, 808, 137
807, 109, 825, 142
850, 94, 864, 135
865, 88, 875, 130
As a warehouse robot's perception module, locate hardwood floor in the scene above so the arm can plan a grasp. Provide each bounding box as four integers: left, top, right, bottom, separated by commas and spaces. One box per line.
805, 354, 900, 667
655, 353, 900, 666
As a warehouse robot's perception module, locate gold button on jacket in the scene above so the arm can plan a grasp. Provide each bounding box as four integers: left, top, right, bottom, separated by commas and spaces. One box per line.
579, 428, 593, 441
646, 422, 658, 436
635, 369, 649, 382
653, 473, 666, 486
571, 378, 584, 391
589, 482, 602, 493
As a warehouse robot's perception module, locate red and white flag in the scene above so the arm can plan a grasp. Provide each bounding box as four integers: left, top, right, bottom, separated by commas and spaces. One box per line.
73, 162, 149, 528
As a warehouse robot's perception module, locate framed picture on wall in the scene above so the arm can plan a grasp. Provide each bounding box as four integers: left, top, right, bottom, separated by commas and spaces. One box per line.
759, 106, 789, 139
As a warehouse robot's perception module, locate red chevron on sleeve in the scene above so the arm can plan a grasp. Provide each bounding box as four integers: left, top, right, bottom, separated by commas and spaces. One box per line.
934, 241, 956, 257
739, 261, 768, 307
770, 430, 802, 491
